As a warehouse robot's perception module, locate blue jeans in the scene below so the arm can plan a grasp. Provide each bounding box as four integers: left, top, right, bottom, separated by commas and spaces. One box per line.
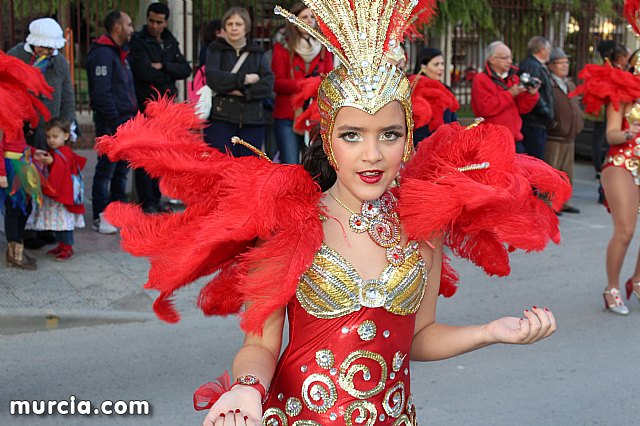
521, 124, 547, 160
92, 118, 130, 220
274, 119, 304, 164
203, 121, 265, 157
54, 230, 74, 245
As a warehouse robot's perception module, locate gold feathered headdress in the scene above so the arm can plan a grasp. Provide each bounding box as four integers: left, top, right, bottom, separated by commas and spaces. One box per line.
275, 0, 436, 168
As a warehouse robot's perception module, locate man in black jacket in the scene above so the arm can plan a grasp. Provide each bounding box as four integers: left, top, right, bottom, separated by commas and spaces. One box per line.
518, 36, 554, 160
86, 10, 136, 234
129, 2, 191, 213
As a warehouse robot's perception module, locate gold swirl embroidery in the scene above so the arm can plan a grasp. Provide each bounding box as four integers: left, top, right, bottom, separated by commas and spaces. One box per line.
338, 350, 388, 399
357, 320, 377, 341
262, 407, 288, 426
392, 352, 406, 372
301, 373, 337, 413
383, 382, 406, 418
291, 422, 322, 426
344, 401, 377, 426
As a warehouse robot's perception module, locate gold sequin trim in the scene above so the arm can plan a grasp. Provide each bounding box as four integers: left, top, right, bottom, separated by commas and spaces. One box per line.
285, 397, 303, 417
392, 352, 406, 372
316, 349, 335, 369
383, 382, 406, 418
297, 243, 427, 319
292, 422, 322, 426
357, 320, 377, 341
344, 400, 377, 426
262, 407, 288, 426
301, 373, 337, 413
338, 350, 388, 399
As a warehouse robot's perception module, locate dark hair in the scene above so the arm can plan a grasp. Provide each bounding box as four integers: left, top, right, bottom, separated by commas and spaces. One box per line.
45, 117, 71, 135
302, 134, 336, 192
608, 44, 629, 66
147, 2, 170, 20
597, 40, 615, 61
413, 47, 442, 75
202, 19, 222, 44
104, 10, 122, 33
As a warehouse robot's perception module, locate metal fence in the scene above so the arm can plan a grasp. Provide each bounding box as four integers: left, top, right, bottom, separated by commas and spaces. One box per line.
439, 0, 629, 107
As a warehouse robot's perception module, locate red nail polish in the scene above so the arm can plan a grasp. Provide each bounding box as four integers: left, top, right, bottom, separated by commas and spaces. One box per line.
532, 305, 538, 309
244, 416, 249, 421
525, 309, 529, 312
220, 413, 226, 417
544, 307, 549, 312
235, 409, 241, 413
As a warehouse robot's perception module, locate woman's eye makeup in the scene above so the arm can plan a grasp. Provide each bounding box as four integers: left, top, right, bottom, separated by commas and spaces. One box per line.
381, 131, 403, 141
338, 131, 361, 142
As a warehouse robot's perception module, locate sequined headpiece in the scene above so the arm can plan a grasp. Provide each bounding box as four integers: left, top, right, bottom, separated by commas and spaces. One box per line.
275, 0, 428, 168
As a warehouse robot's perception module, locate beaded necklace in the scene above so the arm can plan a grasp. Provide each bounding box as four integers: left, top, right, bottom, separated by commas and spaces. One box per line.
328, 191, 406, 266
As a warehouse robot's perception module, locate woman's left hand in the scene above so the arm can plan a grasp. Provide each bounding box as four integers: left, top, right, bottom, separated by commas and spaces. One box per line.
484, 306, 556, 345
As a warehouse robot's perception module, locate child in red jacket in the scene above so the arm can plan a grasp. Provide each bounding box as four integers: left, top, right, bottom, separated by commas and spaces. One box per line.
26, 118, 86, 261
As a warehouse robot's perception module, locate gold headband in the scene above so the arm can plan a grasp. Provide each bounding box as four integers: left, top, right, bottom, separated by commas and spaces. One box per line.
275, 0, 419, 168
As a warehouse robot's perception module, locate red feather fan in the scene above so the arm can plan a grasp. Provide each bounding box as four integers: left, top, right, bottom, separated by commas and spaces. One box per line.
0, 51, 53, 141
96, 98, 324, 335
570, 63, 640, 115
399, 122, 571, 277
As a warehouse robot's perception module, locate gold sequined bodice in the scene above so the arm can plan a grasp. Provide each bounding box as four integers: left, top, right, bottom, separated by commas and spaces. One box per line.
296, 242, 427, 319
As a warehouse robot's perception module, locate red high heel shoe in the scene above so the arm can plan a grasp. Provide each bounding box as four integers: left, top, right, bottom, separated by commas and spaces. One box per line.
625, 278, 640, 302
46, 242, 64, 257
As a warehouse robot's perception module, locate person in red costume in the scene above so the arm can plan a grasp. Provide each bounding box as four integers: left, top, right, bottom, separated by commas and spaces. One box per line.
410, 47, 460, 146
471, 41, 540, 150
571, 0, 640, 315
0, 51, 52, 270
271, 1, 333, 164
94, 2, 570, 425
26, 117, 86, 261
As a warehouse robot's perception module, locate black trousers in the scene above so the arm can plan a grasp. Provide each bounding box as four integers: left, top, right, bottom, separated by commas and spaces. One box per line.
4, 197, 32, 243
134, 168, 162, 212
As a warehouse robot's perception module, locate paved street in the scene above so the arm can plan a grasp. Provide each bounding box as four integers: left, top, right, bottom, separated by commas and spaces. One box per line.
1, 152, 639, 425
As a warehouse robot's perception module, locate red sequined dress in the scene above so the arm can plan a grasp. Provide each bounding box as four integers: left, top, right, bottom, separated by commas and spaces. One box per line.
261, 242, 426, 425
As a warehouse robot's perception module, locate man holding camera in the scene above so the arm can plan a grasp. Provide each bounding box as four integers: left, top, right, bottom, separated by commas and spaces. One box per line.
472, 41, 539, 148
518, 36, 554, 159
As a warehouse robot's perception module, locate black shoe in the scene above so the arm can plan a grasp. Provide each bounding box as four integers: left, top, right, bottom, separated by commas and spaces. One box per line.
555, 210, 563, 216
23, 236, 46, 250
561, 205, 580, 214
37, 231, 57, 245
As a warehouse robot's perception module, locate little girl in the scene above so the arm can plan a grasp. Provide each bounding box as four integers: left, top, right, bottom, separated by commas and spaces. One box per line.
26, 117, 86, 261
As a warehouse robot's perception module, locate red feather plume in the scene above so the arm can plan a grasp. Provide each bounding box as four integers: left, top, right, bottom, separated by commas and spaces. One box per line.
292, 77, 323, 133
625, 0, 640, 35
570, 63, 640, 115
96, 98, 324, 335
398, 122, 571, 277
410, 74, 460, 131
0, 51, 53, 141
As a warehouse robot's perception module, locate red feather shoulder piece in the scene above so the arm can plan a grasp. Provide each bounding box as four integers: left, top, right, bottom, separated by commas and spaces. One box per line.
398, 122, 571, 278
95, 98, 324, 335
570, 63, 640, 115
409, 74, 460, 131
0, 51, 53, 140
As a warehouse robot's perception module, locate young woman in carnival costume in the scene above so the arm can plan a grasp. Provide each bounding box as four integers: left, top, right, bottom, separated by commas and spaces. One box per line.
0, 51, 53, 269
571, 0, 640, 315
96, 1, 570, 424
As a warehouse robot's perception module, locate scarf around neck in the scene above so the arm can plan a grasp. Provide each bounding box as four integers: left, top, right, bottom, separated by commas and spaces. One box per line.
295, 36, 322, 64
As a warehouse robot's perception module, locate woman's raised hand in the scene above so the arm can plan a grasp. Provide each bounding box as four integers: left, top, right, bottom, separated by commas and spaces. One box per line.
483, 306, 557, 345
202, 386, 263, 426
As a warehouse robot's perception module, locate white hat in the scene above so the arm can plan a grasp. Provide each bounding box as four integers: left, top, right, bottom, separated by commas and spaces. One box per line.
25, 18, 66, 49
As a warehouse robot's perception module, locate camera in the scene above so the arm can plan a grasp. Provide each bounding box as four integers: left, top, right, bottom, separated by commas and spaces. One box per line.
519, 72, 541, 89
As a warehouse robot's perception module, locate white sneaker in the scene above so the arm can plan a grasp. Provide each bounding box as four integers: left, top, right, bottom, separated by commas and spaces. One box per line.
98, 212, 117, 234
